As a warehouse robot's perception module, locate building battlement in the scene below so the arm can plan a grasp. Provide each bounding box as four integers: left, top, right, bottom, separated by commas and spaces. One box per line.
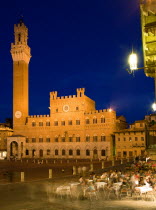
84, 109, 115, 115
50, 88, 86, 100
28, 115, 50, 118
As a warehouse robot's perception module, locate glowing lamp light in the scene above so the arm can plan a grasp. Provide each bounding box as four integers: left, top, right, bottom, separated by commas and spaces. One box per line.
152, 102, 156, 111
128, 52, 138, 70
108, 108, 112, 112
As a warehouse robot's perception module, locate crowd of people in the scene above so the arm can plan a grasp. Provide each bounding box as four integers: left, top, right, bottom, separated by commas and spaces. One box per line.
76, 160, 156, 200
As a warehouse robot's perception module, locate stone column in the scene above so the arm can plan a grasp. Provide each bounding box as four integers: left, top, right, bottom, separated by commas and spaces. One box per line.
18, 142, 21, 159
21, 172, 24, 182
49, 169, 52, 178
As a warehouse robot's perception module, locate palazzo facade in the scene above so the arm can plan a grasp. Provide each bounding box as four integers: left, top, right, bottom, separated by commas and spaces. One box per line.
7, 20, 127, 160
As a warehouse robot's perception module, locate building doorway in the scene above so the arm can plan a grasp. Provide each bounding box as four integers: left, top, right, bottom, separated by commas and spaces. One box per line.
10, 141, 18, 158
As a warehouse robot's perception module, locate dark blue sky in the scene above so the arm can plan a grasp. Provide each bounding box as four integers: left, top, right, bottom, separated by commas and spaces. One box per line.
0, 0, 154, 124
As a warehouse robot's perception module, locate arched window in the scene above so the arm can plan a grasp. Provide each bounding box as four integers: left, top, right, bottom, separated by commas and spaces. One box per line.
47, 149, 50, 155
39, 149, 43, 157
69, 136, 73, 142
76, 149, 80, 156
86, 149, 90, 156
62, 136, 65, 142
26, 149, 29, 155
69, 149, 73, 156
86, 135, 90, 142
55, 136, 58, 142
39, 122, 43, 126
101, 150, 106, 156
101, 117, 105, 123
55, 149, 58, 156
46, 121, 50, 126
62, 149, 66, 156
93, 117, 97, 124
39, 137, 43, 142
85, 118, 90, 124
101, 134, 106, 142
93, 135, 98, 142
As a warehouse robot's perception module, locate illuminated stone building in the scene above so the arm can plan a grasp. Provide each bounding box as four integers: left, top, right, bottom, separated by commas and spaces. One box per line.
114, 120, 146, 159
7, 21, 127, 160
0, 123, 13, 159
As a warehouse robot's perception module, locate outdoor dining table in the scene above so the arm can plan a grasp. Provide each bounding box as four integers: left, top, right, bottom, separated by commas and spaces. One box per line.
95, 182, 107, 190
135, 186, 153, 194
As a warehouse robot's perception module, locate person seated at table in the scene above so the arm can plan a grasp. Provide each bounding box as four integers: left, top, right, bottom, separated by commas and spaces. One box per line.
79, 176, 86, 185
100, 172, 107, 180
87, 182, 97, 192
138, 177, 145, 186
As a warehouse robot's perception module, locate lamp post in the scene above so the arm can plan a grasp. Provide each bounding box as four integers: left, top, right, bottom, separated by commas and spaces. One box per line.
127, 51, 156, 111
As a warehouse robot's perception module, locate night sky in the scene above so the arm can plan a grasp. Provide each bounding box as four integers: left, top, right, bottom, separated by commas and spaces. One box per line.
0, 0, 154, 124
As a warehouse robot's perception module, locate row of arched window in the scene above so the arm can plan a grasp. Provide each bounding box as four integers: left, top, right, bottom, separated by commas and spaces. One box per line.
31, 117, 107, 127
25, 149, 106, 157
26, 135, 106, 143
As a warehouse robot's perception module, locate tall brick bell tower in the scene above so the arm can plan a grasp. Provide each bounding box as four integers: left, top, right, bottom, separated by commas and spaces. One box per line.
10, 19, 31, 133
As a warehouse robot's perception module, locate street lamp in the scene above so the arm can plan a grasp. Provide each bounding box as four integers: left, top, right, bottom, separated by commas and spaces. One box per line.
127, 51, 156, 112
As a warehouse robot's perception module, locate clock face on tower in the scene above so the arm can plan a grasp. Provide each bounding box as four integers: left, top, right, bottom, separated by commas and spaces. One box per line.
63, 105, 69, 112
15, 111, 22, 118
